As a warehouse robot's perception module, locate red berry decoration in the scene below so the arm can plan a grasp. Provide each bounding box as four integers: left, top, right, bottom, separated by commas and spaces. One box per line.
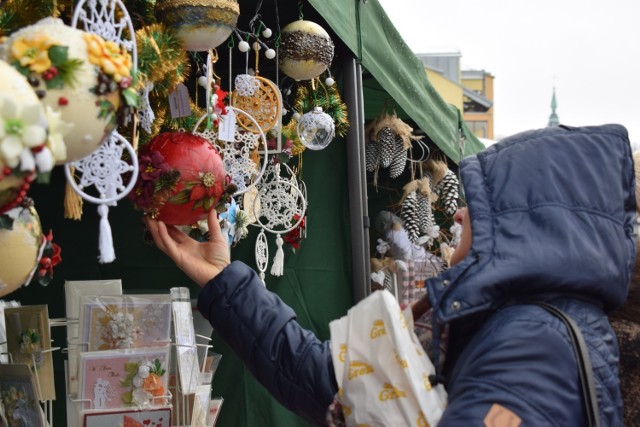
58, 97, 69, 106
129, 131, 231, 226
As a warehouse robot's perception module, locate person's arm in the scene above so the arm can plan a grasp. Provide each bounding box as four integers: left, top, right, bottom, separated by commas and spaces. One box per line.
144, 211, 338, 424
438, 305, 585, 426
198, 261, 338, 425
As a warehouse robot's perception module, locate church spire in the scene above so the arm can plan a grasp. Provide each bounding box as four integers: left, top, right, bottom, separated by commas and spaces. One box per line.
547, 87, 559, 127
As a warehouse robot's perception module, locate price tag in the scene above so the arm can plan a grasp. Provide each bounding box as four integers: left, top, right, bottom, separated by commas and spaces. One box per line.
168, 83, 191, 118
218, 108, 237, 142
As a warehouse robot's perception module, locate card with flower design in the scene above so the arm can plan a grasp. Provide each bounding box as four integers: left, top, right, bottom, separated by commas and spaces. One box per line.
79, 295, 172, 352
64, 279, 122, 396
3, 305, 55, 401
0, 363, 46, 427
79, 347, 171, 410
81, 406, 171, 427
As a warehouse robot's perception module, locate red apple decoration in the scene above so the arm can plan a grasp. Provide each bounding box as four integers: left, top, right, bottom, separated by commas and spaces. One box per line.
129, 131, 231, 226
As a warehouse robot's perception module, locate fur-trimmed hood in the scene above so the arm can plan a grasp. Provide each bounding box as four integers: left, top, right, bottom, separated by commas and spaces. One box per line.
427, 124, 637, 324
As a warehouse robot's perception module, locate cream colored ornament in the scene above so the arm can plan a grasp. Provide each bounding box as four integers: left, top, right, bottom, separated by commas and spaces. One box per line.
0, 18, 134, 163
279, 20, 334, 81
156, 0, 240, 52
0, 205, 43, 297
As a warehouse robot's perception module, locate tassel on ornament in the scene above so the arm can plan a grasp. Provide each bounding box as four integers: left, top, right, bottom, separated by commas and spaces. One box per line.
97, 204, 115, 263
64, 166, 83, 220
270, 234, 285, 276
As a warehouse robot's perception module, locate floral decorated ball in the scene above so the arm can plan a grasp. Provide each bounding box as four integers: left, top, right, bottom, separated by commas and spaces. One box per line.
0, 59, 73, 213
155, 0, 240, 52
129, 131, 235, 226
0, 18, 137, 163
279, 20, 334, 81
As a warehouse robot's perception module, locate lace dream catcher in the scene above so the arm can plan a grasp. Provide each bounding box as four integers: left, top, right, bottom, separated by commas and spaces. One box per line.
193, 52, 269, 196
252, 163, 307, 281
64, 0, 139, 263
231, 76, 282, 134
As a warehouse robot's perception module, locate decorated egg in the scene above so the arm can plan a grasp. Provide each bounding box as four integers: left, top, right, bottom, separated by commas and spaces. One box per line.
155, 0, 240, 52
0, 203, 42, 297
129, 131, 235, 226
279, 20, 334, 81
0, 18, 137, 163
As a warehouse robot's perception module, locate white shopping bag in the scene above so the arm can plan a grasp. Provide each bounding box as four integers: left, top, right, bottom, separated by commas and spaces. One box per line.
330, 290, 447, 426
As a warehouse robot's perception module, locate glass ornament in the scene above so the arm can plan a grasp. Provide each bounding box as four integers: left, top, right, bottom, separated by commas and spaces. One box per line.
296, 107, 335, 150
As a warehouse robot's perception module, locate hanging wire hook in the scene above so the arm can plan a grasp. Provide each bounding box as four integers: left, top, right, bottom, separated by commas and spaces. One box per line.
406, 138, 431, 163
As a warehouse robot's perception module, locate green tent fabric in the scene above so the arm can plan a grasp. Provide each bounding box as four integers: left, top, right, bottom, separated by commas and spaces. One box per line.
308, 0, 485, 162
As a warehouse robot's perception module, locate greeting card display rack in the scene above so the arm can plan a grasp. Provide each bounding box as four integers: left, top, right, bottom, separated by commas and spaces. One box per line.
0, 286, 222, 427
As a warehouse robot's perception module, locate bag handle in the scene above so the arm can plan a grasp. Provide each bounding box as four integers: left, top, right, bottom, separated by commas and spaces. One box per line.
532, 301, 601, 427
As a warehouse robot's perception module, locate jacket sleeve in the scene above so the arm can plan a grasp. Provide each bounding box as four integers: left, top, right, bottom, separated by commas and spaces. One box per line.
196, 261, 338, 425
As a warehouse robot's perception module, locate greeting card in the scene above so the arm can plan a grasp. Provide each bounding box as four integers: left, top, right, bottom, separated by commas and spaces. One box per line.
0, 300, 20, 364
0, 364, 46, 427
81, 407, 171, 427
171, 289, 198, 394
3, 305, 56, 400
79, 347, 171, 410
64, 279, 122, 396
79, 295, 172, 352
208, 398, 224, 427
191, 384, 211, 427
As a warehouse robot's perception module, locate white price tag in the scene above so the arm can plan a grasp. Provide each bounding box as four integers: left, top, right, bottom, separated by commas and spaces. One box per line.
218, 108, 237, 142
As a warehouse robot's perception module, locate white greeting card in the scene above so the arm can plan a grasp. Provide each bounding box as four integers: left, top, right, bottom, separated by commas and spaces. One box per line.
171, 288, 198, 395
78, 295, 172, 352
81, 406, 171, 427
0, 364, 46, 427
65, 279, 122, 395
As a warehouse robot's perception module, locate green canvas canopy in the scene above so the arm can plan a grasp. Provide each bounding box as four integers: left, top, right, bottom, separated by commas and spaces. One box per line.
309, 0, 484, 162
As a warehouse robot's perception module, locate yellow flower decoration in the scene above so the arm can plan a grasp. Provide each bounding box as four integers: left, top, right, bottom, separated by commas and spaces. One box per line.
83, 33, 133, 83
10, 33, 54, 73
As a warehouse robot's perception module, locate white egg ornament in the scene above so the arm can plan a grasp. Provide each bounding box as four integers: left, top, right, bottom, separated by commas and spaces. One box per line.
155, 0, 240, 52
279, 20, 334, 81
0, 18, 137, 164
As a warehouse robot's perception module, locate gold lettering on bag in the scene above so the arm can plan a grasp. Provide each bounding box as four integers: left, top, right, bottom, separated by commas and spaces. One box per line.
423, 373, 432, 391
342, 404, 352, 417
399, 309, 408, 329
339, 344, 347, 363
370, 320, 386, 339
348, 361, 375, 380
394, 351, 408, 368
379, 383, 407, 401
416, 410, 431, 427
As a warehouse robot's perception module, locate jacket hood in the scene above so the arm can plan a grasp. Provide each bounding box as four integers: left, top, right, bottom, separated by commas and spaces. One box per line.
427, 124, 636, 324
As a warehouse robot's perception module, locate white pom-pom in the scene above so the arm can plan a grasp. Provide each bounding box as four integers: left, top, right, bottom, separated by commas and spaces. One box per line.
262, 28, 272, 38
238, 40, 250, 52
265, 49, 276, 59
325, 77, 335, 87
252, 41, 261, 51
197, 76, 208, 88
292, 112, 301, 121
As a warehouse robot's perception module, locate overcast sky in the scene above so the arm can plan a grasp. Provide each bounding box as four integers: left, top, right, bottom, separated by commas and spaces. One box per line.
377, 0, 640, 146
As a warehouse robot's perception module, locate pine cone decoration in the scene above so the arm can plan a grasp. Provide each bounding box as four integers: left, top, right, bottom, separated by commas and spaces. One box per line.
378, 127, 396, 168
401, 191, 421, 244
416, 191, 435, 237
389, 136, 407, 179
436, 170, 459, 216
365, 140, 379, 172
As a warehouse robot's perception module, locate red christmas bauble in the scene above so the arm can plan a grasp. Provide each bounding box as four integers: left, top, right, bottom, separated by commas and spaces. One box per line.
130, 131, 229, 226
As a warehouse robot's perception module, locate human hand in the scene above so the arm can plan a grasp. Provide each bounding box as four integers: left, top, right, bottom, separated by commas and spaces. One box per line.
144, 209, 230, 287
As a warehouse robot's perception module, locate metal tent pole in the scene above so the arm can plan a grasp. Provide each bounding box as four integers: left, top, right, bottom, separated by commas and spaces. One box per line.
343, 56, 370, 303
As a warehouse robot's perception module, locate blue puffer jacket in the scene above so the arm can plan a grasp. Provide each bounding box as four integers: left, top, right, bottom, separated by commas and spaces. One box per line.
198, 124, 636, 426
